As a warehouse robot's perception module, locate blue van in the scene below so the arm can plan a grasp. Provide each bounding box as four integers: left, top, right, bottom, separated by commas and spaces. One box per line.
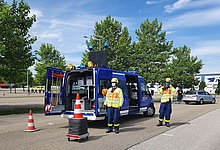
44, 67, 155, 120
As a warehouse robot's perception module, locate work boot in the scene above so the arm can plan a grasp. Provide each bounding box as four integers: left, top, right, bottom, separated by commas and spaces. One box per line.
165, 122, 170, 127
106, 130, 113, 133
115, 130, 119, 134
157, 121, 163, 126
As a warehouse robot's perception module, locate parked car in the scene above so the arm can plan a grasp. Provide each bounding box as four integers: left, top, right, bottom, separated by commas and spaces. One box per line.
182, 90, 216, 105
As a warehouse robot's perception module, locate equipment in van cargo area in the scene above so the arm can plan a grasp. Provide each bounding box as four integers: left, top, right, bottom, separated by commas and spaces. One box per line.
45, 66, 155, 121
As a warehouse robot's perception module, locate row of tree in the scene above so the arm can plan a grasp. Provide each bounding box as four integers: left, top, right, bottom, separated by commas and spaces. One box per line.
82, 15, 203, 88
0, 0, 203, 91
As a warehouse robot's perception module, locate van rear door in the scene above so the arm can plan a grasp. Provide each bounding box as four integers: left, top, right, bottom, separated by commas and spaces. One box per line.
44, 67, 65, 115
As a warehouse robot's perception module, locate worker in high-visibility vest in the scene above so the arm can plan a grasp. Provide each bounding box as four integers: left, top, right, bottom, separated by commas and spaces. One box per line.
157, 78, 176, 127
104, 78, 124, 134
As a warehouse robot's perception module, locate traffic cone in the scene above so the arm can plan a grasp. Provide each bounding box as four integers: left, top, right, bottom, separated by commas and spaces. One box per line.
24, 110, 38, 132
73, 93, 83, 119
3, 92, 5, 96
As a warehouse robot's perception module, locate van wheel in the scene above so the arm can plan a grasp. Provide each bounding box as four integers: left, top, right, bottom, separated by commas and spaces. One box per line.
143, 106, 155, 117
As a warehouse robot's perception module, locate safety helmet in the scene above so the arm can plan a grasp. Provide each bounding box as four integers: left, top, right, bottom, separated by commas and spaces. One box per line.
111, 78, 118, 83
166, 78, 171, 82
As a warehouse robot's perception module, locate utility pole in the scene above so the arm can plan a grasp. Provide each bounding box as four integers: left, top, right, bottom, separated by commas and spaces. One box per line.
27, 69, 29, 97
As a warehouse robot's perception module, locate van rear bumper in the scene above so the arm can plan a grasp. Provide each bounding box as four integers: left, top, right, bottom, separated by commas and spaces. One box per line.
61, 111, 105, 120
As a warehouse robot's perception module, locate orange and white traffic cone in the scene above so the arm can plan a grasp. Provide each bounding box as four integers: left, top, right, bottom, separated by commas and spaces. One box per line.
73, 93, 83, 119
24, 110, 38, 132
3, 92, 5, 96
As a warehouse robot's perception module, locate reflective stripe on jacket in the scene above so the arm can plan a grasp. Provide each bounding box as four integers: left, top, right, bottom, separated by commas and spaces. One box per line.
158, 85, 176, 103
104, 87, 124, 108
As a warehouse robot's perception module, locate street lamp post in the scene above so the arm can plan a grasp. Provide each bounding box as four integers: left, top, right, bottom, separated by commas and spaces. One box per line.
27, 69, 28, 96
26, 50, 38, 97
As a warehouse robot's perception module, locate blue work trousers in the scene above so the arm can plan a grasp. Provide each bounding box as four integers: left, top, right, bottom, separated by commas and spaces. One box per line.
107, 107, 120, 131
159, 102, 172, 123
177, 95, 183, 102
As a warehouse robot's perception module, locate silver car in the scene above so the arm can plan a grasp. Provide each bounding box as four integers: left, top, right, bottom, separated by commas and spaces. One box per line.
182, 90, 216, 105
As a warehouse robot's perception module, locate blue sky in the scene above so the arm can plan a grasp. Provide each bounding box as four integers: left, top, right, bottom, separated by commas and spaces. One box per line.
5, 0, 220, 74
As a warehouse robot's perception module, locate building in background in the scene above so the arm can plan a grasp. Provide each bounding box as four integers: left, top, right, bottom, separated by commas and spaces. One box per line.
195, 73, 220, 94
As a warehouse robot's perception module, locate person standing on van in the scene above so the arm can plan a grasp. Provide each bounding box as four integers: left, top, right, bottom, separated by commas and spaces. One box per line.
177, 87, 183, 103
104, 78, 124, 134
157, 78, 176, 127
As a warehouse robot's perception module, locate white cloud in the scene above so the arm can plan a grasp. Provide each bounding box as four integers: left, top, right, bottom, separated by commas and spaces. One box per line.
39, 31, 62, 41
29, 9, 44, 28
30, 9, 44, 18
191, 40, 220, 56
65, 55, 83, 67
164, 0, 220, 13
165, 0, 191, 13
163, 7, 220, 30
166, 30, 176, 35
146, 0, 166, 5
48, 18, 94, 29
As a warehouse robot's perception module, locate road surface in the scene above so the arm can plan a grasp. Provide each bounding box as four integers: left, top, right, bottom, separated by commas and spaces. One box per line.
0, 94, 219, 150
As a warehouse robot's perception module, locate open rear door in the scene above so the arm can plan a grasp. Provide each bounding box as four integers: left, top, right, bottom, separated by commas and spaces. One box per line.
44, 67, 65, 115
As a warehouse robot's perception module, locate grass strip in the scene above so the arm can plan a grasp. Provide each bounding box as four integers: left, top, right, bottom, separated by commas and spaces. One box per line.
0, 107, 44, 116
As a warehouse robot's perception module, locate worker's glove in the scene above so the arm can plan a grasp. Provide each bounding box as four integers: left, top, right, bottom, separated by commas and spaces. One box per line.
104, 105, 107, 111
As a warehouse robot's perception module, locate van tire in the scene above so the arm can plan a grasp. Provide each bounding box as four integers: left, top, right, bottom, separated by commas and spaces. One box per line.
143, 106, 155, 117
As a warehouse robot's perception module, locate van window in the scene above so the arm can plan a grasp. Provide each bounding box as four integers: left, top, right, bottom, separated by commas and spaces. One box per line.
141, 82, 150, 95
98, 79, 111, 94
118, 80, 127, 96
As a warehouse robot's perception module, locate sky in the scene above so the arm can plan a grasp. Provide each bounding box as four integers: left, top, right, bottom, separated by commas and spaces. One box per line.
4, 0, 220, 74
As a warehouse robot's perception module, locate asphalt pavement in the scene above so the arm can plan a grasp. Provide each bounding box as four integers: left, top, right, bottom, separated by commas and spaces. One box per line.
128, 107, 220, 150
1, 89, 220, 150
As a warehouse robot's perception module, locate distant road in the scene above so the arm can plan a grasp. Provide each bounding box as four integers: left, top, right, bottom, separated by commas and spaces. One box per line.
0, 89, 44, 110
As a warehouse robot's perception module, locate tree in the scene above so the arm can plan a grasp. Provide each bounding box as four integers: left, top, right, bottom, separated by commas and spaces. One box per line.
216, 79, 220, 95
199, 81, 206, 90
81, 15, 132, 70
134, 18, 173, 84
34, 43, 66, 86
168, 45, 203, 88
0, 0, 37, 92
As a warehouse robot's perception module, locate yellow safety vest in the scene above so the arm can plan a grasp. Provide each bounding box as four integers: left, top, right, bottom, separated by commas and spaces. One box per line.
158, 85, 176, 103
104, 87, 124, 108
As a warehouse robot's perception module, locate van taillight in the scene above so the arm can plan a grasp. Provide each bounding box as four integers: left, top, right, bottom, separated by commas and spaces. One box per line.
92, 101, 95, 109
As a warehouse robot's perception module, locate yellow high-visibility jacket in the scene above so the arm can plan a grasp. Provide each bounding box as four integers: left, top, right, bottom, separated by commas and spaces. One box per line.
104, 87, 124, 108
158, 85, 176, 103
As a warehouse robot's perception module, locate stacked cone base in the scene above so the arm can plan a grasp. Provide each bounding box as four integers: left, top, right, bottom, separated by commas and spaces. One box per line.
66, 118, 89, 142
68, 118, 88, 135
